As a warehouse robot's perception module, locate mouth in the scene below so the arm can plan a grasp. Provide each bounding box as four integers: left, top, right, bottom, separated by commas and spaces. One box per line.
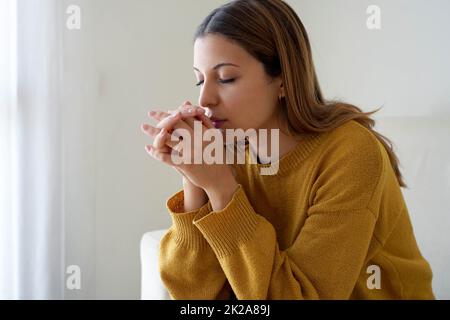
210, 118, 227, 129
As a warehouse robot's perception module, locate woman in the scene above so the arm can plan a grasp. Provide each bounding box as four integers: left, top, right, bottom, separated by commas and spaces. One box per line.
141, 0, 434, 299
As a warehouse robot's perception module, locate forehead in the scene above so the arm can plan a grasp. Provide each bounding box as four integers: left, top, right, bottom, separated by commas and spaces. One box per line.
193, 34, 252, 71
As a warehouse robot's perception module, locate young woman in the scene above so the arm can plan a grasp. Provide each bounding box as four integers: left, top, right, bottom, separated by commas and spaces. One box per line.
141, 0, 434, 299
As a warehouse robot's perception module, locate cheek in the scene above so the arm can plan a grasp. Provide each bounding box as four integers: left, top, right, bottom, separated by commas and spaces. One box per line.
222, 80, 275, 126
220, 86, 252, 116
227, 81, 265, 108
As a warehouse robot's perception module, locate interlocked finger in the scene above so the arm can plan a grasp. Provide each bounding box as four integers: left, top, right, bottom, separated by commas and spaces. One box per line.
146, 145, 176, 166
150, 125, 185, 156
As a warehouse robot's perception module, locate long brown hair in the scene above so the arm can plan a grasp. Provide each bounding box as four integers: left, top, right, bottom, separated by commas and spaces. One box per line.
194, 0, 406, 188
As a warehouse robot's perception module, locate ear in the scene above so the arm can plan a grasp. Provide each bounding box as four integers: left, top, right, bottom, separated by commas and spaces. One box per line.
279, 81, 285, 99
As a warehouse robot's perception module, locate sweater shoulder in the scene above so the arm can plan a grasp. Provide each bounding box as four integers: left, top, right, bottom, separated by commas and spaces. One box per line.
320, 120, 386, 167
326, 120, 381, 151
308, 120, 389, 214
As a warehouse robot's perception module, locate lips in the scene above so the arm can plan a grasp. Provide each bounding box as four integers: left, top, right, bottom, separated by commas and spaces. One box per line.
209, 117, 227, 129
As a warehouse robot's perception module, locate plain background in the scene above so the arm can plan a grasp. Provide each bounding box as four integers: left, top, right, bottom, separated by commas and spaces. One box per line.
60, 0, 450, 299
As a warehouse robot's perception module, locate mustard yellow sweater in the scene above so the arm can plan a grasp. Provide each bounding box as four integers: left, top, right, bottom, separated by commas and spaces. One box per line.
158, 120, 435, 300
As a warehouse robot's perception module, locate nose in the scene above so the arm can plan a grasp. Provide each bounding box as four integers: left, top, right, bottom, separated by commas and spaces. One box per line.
198, 80, 218, 116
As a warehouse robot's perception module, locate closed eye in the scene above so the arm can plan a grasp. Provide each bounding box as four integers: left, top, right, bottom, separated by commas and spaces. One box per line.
195, 79, 236, 87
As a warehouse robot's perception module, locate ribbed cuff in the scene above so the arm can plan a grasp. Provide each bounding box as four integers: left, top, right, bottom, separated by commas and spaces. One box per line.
166, 189, 212, 250
193, 185, 260, 258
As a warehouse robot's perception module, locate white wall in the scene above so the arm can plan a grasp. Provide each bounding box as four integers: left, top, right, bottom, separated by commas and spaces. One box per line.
294, 0, 450, 118
61, 0, 97, 299
61, 0, 229, 299
61, 0, 450, 299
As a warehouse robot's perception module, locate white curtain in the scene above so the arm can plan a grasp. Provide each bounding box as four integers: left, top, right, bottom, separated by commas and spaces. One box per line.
0, 0, 65, 299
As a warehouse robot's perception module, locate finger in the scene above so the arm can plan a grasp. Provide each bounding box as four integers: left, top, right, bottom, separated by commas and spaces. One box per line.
147, 113, 192, 150
148, 102, 192, 122
153, 127, 169, 149
156, 111, 182, 130
145, 145, 178, 167
194, 112, 216, 129
147, 103, 202, 130
151, 144, 172, 154
179, 106, 208, 129
148, 109, 191, 136
141, 122, 173, 153
147, 107, 198, 152
177, 102, 197, 128
141, 122, 179, 153
154, 127, 187, 154
156, 112, 196, 139
148, 110, 171, 121
145, 144, 172, 153
141, 123, 161, 137
164, 130, 184, 151
179, 106, 206, 118
153, 127, 185, 152
179, 107, 214, 130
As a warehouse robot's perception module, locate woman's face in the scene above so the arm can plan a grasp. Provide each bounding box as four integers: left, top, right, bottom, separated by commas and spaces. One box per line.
193, 34, 283, 132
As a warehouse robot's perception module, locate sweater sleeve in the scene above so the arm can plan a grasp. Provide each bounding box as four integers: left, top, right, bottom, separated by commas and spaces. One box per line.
158, 189, 235, 300
192, 135, 387, 300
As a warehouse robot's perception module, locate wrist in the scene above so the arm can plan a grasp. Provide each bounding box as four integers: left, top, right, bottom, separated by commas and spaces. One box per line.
205, 175, 239, 212
183, 177, 208, 212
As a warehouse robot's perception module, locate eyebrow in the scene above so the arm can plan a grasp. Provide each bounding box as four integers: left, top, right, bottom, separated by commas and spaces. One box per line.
193, 63, 240, 72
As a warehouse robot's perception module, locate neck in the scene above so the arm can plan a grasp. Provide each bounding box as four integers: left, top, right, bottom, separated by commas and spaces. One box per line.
250, 121, 301, 165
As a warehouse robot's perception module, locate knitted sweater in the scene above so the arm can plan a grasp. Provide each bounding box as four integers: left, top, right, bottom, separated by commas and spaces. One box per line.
158, 120, 435, 300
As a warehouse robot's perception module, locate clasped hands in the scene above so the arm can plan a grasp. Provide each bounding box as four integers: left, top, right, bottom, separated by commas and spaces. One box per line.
141, 101, 239, 211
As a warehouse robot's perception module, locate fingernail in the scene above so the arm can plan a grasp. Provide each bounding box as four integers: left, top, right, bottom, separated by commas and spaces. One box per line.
145, 145, 152, 152
142, 124, 149, 130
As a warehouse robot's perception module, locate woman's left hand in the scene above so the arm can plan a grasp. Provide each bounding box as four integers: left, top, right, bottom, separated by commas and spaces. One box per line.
142, 103, 239, 211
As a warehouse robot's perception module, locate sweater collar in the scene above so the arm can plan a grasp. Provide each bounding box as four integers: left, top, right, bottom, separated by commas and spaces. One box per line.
241, 131, 326, 177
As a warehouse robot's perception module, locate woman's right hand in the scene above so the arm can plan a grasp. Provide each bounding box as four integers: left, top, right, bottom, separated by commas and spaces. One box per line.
141, 101, 209, 211
176, 101, 209, 211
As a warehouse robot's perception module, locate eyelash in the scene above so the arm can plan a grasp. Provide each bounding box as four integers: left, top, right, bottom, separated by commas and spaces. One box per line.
195, 79, 236, 87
